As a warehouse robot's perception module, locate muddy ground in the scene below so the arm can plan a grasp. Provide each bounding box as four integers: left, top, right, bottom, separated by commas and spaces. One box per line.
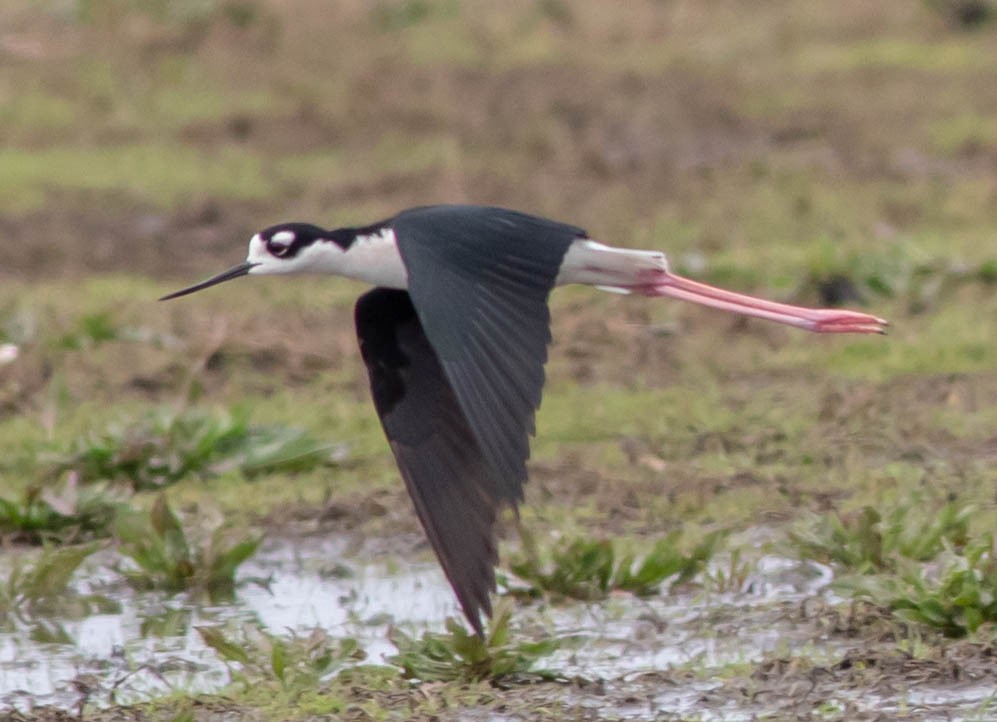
0, 1, 995, 720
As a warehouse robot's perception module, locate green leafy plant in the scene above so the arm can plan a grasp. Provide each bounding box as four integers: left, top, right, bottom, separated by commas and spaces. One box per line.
388, 600, 563, 683
789, 501, 972, 573
796, 500, 995, 637
0, 477, 125, 543
840, 536, 997, 637
197, 623, 366, 697
49, 406, 339, 490
507, 530, 721, 601
113, 494, 262, 598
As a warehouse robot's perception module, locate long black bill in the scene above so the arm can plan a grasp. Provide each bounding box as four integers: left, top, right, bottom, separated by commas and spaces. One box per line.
159, 262, 259, 301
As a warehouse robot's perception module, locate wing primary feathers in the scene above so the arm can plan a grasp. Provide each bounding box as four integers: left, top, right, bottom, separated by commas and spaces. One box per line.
358, 206, 583, 634
356, 287, 507, 635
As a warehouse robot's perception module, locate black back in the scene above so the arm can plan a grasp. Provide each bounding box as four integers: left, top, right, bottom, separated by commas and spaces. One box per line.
392, 205, 583, 502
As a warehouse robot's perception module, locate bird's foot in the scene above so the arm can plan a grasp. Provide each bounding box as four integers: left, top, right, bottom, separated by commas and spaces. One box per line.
804, 309, 889, 335
640, 272, 889, 335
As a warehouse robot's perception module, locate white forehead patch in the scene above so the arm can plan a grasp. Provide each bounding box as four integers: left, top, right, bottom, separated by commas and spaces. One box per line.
270, 230, 296, 248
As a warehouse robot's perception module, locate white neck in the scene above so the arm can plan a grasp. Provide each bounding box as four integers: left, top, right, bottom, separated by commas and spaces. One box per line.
247, 229, 409, 289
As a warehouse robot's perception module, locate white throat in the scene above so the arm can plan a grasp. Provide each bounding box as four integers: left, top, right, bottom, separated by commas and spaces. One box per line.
246, 229, 409, 289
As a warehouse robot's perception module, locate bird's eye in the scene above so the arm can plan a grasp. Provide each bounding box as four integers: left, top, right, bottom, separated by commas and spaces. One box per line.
267, 230, 296, 256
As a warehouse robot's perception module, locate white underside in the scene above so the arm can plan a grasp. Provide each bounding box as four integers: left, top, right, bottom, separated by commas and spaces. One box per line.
554, 240, 668, 291
247, 232, 668, 293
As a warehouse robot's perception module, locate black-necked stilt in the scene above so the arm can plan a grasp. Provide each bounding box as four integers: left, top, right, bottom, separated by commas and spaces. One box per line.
162, 204, 887, 634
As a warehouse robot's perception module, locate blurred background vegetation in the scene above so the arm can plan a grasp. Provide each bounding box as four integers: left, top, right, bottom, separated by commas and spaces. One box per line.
0, 1, 995, 718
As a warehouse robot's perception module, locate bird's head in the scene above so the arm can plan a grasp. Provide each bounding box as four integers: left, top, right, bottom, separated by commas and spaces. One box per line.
250, 222, 331, 268
160, 222, 347, 300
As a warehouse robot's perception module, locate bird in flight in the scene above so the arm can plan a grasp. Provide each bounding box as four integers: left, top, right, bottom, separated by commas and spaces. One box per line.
162, 204, 886, 634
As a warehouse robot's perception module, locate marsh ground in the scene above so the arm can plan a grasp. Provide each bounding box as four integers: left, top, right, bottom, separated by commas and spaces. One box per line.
0, 1, 995, 720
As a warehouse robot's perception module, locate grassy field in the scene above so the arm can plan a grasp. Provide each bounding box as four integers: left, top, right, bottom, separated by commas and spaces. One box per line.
0, 1, 995, 720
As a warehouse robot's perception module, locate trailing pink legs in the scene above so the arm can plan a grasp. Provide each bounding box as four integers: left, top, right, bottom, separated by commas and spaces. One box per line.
640, 270, 887, 334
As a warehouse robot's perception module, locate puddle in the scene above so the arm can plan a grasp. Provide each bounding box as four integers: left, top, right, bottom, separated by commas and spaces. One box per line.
536, 552, 837, 680
841, 682, 997, 721
0, 537, 992, 720
0, 536, 458, 712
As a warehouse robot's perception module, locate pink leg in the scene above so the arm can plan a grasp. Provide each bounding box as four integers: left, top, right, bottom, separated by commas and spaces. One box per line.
635, 270, 888, 335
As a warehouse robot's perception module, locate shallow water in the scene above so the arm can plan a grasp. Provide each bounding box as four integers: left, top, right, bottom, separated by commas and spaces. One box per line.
0, 536, 458, 712
0, 537, 993, 719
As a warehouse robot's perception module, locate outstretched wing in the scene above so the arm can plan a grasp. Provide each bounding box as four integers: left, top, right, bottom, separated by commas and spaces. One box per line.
391, 205, 583, 504
356, 288, 503, 634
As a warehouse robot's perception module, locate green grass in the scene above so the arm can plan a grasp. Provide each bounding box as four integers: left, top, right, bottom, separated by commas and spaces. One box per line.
0, 144, 273, 213
0, 89, 78, 137
797, 37, 994, 73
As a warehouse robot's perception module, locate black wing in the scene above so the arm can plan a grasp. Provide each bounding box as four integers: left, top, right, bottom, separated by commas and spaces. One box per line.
356, 288, 505, 634
391, 205, 583, 504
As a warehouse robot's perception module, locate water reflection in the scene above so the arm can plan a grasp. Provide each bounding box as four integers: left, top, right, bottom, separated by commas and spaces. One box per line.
0, 536, 458, 712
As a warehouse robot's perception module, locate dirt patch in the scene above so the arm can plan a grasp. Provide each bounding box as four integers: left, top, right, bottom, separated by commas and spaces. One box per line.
0, 197, 260, 281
